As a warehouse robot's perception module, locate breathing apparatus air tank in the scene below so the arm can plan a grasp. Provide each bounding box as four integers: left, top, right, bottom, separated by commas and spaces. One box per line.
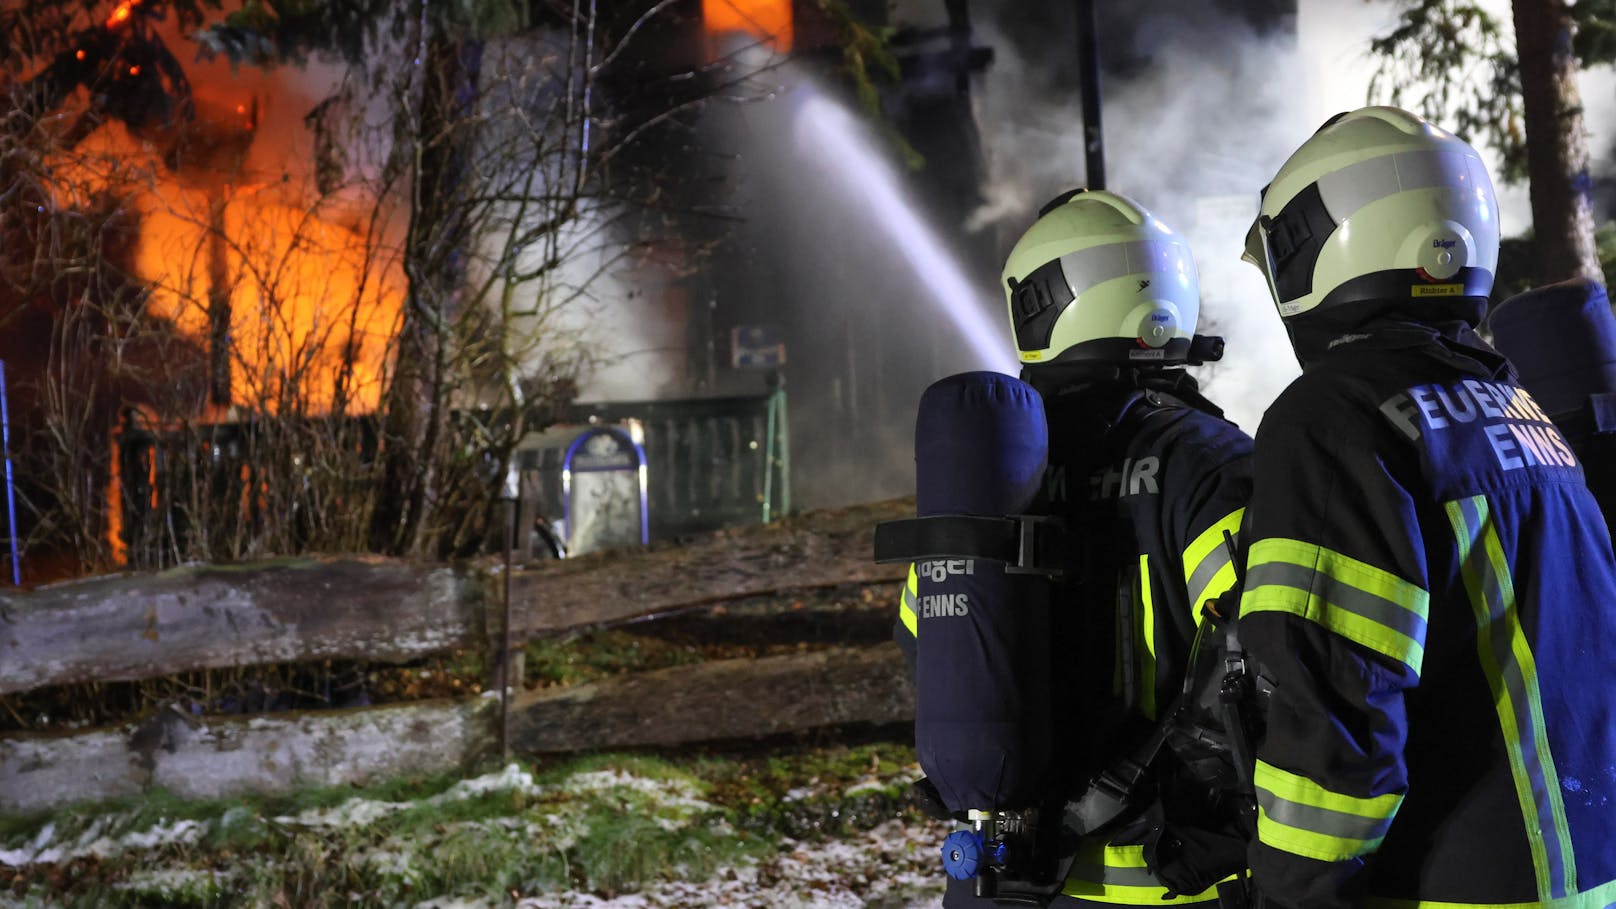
912, 370, 1053, 814
1488, 277, 1616, 522
873, 371, 1079, 898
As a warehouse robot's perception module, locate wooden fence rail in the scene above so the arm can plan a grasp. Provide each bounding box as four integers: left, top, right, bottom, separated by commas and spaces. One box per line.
0, 645, 914, 815
0, 499, 910, 696
0, 500, 917, 815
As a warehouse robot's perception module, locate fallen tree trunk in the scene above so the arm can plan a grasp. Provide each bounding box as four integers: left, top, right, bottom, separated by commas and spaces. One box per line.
0, 644, 914, 815
0, 500, 912, 696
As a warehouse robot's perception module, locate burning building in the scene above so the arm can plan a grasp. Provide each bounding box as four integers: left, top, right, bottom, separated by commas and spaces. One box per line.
0, 0, 1310, 577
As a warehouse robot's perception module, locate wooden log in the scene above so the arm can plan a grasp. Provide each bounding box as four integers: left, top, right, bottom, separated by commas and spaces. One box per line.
0, 558, 481, 695
0, 697, 493, 816
0, 645, 915, 816
508, 643, 915, 752
505, 498, 911, 636
0, 499, 913, 696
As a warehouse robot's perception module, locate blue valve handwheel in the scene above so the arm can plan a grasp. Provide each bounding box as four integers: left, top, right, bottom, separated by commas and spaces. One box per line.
941, 830, 983, 880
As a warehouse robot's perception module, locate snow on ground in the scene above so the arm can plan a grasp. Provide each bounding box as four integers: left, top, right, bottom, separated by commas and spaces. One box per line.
0, 815, 207, 867
0, 765, 555, 868
0, 762, 953, 908
512, 817, 946, 909
276, 763, 551, 830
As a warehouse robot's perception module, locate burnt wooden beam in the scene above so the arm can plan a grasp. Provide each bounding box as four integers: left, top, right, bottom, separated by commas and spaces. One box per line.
0, 697, 492, 816
505, 498, 911, 636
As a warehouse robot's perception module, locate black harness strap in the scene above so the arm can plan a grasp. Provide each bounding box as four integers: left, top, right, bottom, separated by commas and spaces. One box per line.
873, 514, 1080, 578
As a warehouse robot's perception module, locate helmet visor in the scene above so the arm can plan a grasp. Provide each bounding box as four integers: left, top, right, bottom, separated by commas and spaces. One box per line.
1243, 215, 1282, 311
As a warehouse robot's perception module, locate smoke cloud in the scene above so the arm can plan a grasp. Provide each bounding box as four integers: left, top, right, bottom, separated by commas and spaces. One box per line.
962, 0, 1310, 433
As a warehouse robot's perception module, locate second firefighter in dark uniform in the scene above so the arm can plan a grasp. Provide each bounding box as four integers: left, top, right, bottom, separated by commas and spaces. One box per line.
898, 189, 1254, 906
1238, 106, 1616, 908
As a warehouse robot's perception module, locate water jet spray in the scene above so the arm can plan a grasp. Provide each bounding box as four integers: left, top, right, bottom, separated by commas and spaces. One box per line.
793, 91, 1018, 377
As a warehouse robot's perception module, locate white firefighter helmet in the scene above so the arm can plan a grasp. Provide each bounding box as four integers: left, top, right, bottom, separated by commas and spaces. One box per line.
1243, 105, 1500, 320
1003, 189, 1200, 367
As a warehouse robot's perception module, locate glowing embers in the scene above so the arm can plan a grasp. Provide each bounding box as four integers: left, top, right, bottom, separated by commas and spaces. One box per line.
702, 0, 793, 52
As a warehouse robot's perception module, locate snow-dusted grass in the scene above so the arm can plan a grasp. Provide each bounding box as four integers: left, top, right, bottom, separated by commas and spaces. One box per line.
0, 742, 948, 908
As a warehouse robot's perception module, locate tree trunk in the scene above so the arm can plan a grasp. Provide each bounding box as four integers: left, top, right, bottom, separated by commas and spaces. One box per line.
207, 193, 231, 407
371, 32, 484, 555
1512, 0, 1601, 284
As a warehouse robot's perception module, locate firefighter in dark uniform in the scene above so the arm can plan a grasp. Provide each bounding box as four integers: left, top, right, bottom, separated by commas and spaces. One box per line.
896, 189, 1255, 906
1238, 106, 1616, 908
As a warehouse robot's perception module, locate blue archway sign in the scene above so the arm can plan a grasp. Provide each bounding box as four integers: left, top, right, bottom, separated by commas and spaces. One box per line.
561, 426, 649, 555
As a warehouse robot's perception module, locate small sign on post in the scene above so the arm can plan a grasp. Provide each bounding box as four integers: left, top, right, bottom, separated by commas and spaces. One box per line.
731, 325, 787, 370
562, 425, 649, 556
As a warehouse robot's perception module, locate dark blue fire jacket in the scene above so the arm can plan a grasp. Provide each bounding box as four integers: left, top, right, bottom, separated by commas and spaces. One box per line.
1238, 317, 1616, 908
897, 374, 1254, 906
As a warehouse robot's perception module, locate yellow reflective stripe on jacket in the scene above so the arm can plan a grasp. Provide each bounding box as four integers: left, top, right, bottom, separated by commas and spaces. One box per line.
1241, 537, 1430, 675
1254, 760, 1401, 863
1062, 840, 1225, 905
1138, 553, 1157, 720
1366, 873, 1616, 909
1183, 507, 1245, 617
899, 563, 918, 637
1446, 495, 1576, 901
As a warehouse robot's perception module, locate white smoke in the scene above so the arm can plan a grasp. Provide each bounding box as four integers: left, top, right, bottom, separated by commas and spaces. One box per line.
963, 4, 1309, 433
950, 0, 1611, 433
472, 33, 688, 405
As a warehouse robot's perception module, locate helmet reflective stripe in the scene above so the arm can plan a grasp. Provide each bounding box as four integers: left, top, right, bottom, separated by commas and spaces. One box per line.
1317, 149, 1478, 221
1257, 149, 1485, 313
1011, 239, 1184, 354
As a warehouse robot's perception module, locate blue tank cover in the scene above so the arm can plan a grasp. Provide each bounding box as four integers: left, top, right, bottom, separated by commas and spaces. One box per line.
912, 371, 1056, 814
915, 371, 1048, 516
1490, 277, 1616, 416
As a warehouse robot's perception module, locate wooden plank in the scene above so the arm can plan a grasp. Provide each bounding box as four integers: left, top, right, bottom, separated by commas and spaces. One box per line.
0, 698, 493, 816
0, 558, 481, 695
505, 498, 911, 636
507, 644, 915, 752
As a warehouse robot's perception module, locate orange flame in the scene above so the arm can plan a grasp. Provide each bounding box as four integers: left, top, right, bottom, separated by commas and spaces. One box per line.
134, 191, 404, 413
106, 0, 139, 29
58, 93, 404, 417
702, 0, 792, 52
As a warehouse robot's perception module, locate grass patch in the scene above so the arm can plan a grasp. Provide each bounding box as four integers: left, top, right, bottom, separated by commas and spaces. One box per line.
524, 629, 706, 688
4, 746, 898, 907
